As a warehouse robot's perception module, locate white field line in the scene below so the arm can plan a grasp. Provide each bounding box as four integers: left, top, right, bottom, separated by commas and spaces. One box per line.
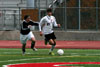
0, 55, 99, 64
1, 56, 69, 67
54, 64, 84, 67
0, 52, 49, 54
0, 57, 52, 63
3, 62, 55, 67
0, 56, 69, 63
1, 55, 90, 64
2, 56, 100, 67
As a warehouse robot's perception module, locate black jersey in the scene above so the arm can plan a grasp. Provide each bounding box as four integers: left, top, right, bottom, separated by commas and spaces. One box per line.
20, 20, 38, 35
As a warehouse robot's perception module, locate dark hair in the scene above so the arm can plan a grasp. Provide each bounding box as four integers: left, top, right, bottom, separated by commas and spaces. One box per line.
47, 8, 52, 13
24, 15, 30, 20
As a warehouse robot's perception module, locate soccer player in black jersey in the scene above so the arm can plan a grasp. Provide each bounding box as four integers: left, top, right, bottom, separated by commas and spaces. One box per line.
20, 15, 38, 55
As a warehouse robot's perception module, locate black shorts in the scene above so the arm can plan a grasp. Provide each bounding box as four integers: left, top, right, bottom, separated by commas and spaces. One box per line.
45, 32, 56, 41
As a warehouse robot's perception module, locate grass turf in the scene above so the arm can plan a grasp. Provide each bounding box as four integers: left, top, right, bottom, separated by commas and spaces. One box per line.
0, 48, 100, 67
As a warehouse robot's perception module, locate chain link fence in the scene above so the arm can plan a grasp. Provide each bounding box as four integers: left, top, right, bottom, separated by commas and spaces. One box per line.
0, 0, 100, 31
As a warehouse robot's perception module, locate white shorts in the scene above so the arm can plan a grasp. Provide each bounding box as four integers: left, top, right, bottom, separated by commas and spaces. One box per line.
20, 31, 35, 44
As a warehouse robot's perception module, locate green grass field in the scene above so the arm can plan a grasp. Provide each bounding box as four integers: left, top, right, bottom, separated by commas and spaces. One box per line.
0, 48, 100, 67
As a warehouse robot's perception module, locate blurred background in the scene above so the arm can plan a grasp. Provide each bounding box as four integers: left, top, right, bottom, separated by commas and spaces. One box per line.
0, 0, 100, 40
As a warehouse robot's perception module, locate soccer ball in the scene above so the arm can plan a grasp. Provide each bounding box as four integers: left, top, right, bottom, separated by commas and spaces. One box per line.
57, 49, 64, 55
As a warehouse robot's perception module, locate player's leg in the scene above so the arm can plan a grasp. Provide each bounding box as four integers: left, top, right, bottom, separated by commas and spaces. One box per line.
22, 43, 26, 55
45, 38, 49, 45
49, 39, 56, 51
31, 37, 37, 51
28, 31, 37, 51
49, 32, 56, 52
20, 34, 27, 55
52, 39, 56, 52
44, 34, 51, 45
49, 32, 56, 55
44, 32, 56, 55
49, 39, 56, 55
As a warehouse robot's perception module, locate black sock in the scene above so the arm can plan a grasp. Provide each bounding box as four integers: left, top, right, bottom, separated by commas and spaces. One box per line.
31, 41, 35, 49
22, 44, 26, 53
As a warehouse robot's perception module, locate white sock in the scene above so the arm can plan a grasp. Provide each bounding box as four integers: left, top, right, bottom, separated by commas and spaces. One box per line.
49, 45, 55, 52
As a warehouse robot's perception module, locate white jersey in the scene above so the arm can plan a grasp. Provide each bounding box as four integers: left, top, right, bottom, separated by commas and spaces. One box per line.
39, 15, 58, 35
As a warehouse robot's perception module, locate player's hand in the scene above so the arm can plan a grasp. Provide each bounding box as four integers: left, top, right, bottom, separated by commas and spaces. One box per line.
58, 24, 61, 27
40, 31, 43, 36
28, 25, 32, 28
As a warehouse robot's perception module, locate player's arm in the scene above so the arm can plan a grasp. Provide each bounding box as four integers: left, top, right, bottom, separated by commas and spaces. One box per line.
53, 17, 61, 27
39, 18, 45, 36
30, 21, 39, 26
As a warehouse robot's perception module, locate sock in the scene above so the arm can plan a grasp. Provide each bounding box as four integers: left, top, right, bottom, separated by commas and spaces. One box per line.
31, 41, 35, 49
50, 45, 55, 52
50, 42, 56, 52
22, 44, 26, 53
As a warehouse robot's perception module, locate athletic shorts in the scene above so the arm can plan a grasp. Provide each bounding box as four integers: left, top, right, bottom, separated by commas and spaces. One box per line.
45, 32, 56, 41
20, 31, 35, 44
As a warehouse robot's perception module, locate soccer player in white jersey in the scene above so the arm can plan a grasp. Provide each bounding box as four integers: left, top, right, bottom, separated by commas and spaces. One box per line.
20, 15, 38, 55
39, 8, 61, 55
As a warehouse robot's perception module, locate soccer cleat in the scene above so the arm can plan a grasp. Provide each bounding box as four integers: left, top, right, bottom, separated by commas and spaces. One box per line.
33, 48, 38, 51
49, 52, 55, 56
22, 52, 25, 55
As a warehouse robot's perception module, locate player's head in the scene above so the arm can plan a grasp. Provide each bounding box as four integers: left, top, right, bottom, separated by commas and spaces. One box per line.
24, 15, 31, 22
47, 8, 52, 16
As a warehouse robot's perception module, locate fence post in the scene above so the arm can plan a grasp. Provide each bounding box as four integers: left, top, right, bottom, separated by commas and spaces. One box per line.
3, 10, 6, 30
79, 0, 81, 30
19, 7, 21, 30
38, 0, 41, 20
14, 10, 16, 29
65, 0, 67, 31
